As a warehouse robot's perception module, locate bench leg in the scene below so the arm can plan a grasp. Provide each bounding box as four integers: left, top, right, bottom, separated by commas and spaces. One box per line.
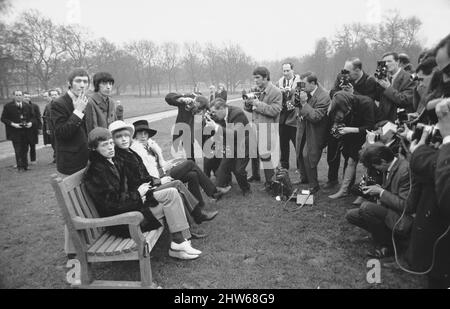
139, 246, 153, 288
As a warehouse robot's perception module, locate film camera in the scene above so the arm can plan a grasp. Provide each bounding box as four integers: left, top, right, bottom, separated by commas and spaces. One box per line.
350, 174, 378, 201
374, 61, 388, 80
242, 89, 262, 112
396, 108, 409, 125
330, 123, 345, 139
293, 82, 307, 106
182, 97, 197, 112
410, 73, 424, 82
339, 69, 352, 88
19, 114, 27, 127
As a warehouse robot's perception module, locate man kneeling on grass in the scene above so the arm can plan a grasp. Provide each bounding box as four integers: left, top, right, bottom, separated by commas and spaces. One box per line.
84, 126, 202, 260
345, 144, 413, 259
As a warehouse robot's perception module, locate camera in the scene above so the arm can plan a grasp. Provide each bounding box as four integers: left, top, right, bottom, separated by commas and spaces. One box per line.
350, 175, 378, 201
330, 123, 345, 139
242, 92, 261, 100
183, 97, 197, 112
410, 73, 423, 82
339, 69, 351, 88
396, 108, 409, 125
242, 89, 262, 112
293, 82, 307, 106
412, 123, 442, 145
374, 61, 388, 80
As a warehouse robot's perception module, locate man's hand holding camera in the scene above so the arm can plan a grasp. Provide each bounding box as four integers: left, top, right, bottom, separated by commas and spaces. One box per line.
376, 78, 391, 89
341, 83, 354, 94
204, 115, 220, 132
362, 184, 384, 197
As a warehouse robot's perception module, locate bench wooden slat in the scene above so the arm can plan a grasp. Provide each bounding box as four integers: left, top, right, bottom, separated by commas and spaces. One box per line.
114, 238, 132, 252
93, 234, 119, 256
68, 190, 96, 244
73, 187, 100, 243
87, 233, 110, 254
104, 236, 126, 256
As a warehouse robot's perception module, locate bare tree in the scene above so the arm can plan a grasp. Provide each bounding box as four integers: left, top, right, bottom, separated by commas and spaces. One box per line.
160, 42, 180, 92
182, 42, 204, 89
58, 25, 96, 69
12, 10, 66, 90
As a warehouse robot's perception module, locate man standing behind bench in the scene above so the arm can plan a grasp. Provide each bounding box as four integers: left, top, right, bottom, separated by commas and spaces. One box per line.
51, 69, 90, 257
51, 69, 90, 176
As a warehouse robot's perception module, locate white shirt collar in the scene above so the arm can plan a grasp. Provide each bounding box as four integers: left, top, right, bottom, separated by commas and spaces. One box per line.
391, 68, 401, 83
310, 86, 318, 97
387, 157, 398, 174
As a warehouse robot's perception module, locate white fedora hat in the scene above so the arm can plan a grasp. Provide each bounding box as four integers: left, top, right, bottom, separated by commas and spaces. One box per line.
108, 120, 135, 137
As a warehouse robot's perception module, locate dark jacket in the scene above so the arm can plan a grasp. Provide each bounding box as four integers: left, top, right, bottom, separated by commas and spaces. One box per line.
216, 105, 250, 157
27, 101, 42, 145
50, 92, 89, 175
1, 101, 33, 142
296, 86, 331, 168
379, 157, 412, 235
340, 95, 376, 159
406, 144, 450, 281
114, 146, 160, 192
376, 69, 415, 123
330, 71, 378, 101
42, 102, 53, 145
165, 92, 195, 142
215, 90, 227, 101
84, 151, 161, 238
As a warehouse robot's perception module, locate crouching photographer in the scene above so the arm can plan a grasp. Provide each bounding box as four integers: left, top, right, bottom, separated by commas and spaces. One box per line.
345, 144, 413, 259
327, 91, 376, 199
402, 34, 450, 289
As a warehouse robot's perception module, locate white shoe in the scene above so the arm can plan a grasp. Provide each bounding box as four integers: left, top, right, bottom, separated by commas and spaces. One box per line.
170, 240, 202, 255
216, 186, 231, 194
168, 249, 199, 260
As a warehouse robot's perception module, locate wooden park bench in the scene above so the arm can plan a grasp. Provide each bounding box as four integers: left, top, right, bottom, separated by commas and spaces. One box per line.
51, 169, 164, 289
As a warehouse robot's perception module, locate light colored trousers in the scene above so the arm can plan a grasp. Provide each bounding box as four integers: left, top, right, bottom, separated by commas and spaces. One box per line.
64, 187, 190, 255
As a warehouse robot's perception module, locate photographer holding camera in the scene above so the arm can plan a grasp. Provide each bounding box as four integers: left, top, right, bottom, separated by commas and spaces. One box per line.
405, 34, 450, 289
295, 72, 331, 194
245, 66, 282, 191
345, 144, 412, 259
165, 92, 209, 161
326, 58, 378, 189
411, 57, 438, 115
375, 52, 415, 125
327, 91, 376, 199
330, 58, 378, 100
1, 90, 33, 172
277, 63, 301, 170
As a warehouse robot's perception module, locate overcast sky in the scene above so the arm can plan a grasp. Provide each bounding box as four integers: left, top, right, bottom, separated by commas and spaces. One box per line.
4, 0, 450, 62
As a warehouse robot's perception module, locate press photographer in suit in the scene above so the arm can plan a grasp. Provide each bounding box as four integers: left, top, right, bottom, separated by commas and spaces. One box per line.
345, 144, 412, 259
277, 63, 301, 170
1, 90, 33, 171
296, 72, 330, 193
375, 52, 415, 124
245, 66, 282, 191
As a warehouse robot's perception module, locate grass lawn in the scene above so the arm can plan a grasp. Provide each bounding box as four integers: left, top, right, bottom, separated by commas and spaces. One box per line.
0, 109, 426, 289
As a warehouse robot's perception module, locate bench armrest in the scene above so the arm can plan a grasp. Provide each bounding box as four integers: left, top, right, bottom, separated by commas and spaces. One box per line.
72, 211, 144, 230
